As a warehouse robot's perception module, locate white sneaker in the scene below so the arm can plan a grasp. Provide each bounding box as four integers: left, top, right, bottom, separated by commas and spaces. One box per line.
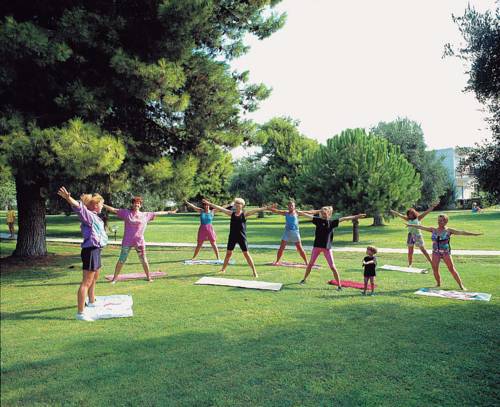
110, 280, 117, 285
76, 312, 94, 322
86, 302, 97, 308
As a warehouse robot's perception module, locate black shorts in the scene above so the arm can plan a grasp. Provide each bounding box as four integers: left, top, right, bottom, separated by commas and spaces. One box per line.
227, 236, 248, 251
364, 270, 376, 277
81, 247, 102, 271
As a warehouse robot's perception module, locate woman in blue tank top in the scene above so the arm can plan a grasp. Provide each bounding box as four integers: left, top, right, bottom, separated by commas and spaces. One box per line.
407, 214, 482, 290
186, 201, 220, 261
268, 200, 320, 265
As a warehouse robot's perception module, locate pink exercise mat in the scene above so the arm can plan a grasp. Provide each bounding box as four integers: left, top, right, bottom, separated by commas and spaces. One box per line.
266, 262, 321, 269
105, 271, 167, 281
327, 279, 377, 289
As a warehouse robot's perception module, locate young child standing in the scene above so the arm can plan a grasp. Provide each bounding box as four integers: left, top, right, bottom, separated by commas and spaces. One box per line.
104, 197, 177, 283
57, 186, 108, 321
299, 206, 366, 288
6, 206, 16, 238
362, 246, 378, 296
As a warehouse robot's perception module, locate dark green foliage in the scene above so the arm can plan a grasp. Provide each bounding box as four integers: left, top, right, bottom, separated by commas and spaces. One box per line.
298, 128, 421, 218
228, 157, 267, 205
371, 117, 451, 208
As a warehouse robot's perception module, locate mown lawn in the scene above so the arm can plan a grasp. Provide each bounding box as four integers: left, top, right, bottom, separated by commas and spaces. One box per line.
1, 209, 499, 250
1, 238, 498, 406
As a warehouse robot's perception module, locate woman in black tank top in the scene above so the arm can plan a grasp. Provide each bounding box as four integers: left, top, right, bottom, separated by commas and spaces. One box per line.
202, 198, 270, 277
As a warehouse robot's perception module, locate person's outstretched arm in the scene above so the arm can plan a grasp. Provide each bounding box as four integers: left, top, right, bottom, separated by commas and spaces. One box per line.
406, 224, 433, 233
186, 201, 202, 213
154, 209, 178, 216
300, 209, 321, 215
57, 186, 79, 208
103, 204, 119, 214
246, 206, 272, 217
418, 201, 440, 220
267, 204, 287, 216
448, 228, 483, 236
296, 210, 315, 219
390, 209, 408, 221
339, 214, 366, 223
202, 199, 232, 216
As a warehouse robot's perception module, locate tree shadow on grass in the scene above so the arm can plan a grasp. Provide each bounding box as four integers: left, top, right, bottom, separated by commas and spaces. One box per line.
2, 301, 498, 406
1, 305, 74, 321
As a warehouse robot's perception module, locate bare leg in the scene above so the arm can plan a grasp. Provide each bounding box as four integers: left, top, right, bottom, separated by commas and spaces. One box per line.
139, 255, 152, 281
295, 242, 308, 265
192, 242, 203, 260
111, 261, 124, 283
370, 276, 375, 293
209, 240, 220, 260
363, 277, 368, 294
78, 271, 94, 313
419, 246, 433, 264
431, 254, 441, 287
274, 240, 287, 264
443, 255, 466, 290
8, 223, 14, 237
408, 246, 414, 267
243, 251, 258, 278
220, 250, 233, 273
87, 269, 100, 304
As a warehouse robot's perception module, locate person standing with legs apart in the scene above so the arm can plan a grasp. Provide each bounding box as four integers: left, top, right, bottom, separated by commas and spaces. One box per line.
362, 246, 377, 296
268, 200, 320, 265
104, 197, 177, 283
57, 186, 108, 321
407, 214, 482, 290
390, 202, 438, 267
202, 198, 269, 278
299, 207, 366, 289
186, 200, 220, 261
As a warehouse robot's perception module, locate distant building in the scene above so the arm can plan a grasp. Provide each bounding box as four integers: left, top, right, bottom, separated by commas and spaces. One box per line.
433, 147, 478, 201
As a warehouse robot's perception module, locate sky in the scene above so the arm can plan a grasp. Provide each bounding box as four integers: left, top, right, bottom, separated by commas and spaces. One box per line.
230, 0, 496, 157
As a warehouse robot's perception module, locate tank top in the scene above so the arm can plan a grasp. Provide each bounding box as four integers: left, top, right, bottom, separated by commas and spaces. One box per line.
229, 211, 246, 238
407, 218, 422, 236
285, 212, 299, 231
200, 211, 213, 225
431, 228, 451, 252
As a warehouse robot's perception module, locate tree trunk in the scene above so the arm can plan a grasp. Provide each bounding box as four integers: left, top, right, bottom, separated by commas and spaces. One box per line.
12, 177, 47, 257
352, 218, 359, 242
372, 213, 384, 226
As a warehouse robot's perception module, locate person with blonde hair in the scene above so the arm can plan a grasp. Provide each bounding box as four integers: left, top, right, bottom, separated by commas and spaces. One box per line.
202, 198, 269, 277
57, 186, 108, 321
407, 214, 482, 290
299, 206, 366, 288
104, 197, 177, 283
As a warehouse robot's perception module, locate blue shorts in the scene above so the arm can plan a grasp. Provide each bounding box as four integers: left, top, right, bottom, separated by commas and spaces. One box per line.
281, 229, 301, 243
81, 247, 102, 271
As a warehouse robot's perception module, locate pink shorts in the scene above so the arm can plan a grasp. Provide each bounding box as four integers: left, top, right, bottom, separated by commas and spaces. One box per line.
197, 224, 217, 243
308, 247, 336, 269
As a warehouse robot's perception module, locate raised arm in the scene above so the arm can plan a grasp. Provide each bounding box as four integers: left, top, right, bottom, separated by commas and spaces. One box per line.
339, 213, 366, 223
296, 210, 315, 219
103, 203, 119, 214
448, 228, 483, 236
418, 201, 439, 221
202, 199, 232, 216
57, 186, 79, 208
406, 224, 433, 233
154, 209, 178, 216
267, 204, 287, 216
245, 206, 271, 217
186, 201, 202, 213
390, 209, 408, 221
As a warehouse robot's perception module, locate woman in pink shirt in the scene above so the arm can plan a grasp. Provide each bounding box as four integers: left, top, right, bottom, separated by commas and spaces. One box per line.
104, 196, 176, 283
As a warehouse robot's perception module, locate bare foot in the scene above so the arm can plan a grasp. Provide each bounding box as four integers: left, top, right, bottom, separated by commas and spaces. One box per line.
219, 269, 226, 274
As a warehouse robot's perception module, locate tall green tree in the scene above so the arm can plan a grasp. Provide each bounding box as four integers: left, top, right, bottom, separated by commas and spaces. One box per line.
0, 1, 285, 256
255, 117, 318, 205
298, 129, 421, 241
228, 157, 267, 206
371, 117, 452, 208
445, 5, 500, 202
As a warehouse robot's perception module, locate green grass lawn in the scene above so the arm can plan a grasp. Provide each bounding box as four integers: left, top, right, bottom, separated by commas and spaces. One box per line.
1, 238, 498, 406
1, 209, 499, 250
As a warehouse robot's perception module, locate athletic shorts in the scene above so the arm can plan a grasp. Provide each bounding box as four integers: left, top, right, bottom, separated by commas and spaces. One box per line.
198, 224, 217, 243
227, 236, 248, 251
432, 248, 451, 258
281, 229, 301, 243
118, 245, 146, 263
364, 269, 376, 277
81, 247, 102, 271
407, 233, 424, 248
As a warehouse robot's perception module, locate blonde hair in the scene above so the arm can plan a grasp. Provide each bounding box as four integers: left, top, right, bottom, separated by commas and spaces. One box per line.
81, 193, 104, 209
234, 197, 246, 207
321, 206, 333, 215
438, 214, 449, 223
367, 245, 378, 254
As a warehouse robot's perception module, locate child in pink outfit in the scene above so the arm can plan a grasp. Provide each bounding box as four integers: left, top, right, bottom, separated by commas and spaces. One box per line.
104, 196, 176, 282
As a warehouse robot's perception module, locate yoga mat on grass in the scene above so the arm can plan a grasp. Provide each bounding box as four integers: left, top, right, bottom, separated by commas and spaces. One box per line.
414, 288, 491, 301
266, 261, 320, 269
380, 265, 428, 274
84, 295, 133, 320
327, 280, 376, 289
195, 277, 282, 291
183, 259, 234, 265
104, 271, 166, 281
